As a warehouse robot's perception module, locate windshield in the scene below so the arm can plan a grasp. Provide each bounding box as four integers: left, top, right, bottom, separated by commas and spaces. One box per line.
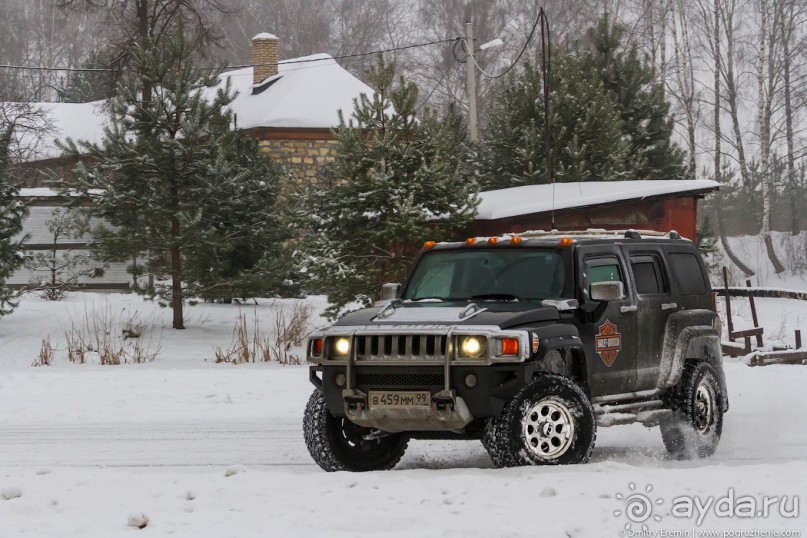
402, 248, 568, 301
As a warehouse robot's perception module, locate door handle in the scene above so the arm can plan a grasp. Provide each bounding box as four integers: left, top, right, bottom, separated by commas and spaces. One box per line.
661, 303, 678, 311
620, 305, 638, 313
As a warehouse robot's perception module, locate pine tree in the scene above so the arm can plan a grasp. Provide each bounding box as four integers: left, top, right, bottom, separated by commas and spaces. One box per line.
580, 13, 685, 180
181, 136, 291, 302
61, 50, 117, 103
480, 14, 685, 191
293, 56, 478, 319
0, 125, 28, 318
480, 55, 629, 190
63, 29, 290, 329
24, 207, 92, 301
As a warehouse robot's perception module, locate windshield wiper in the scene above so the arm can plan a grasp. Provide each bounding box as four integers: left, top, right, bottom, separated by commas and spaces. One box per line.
470, 293, 522, 301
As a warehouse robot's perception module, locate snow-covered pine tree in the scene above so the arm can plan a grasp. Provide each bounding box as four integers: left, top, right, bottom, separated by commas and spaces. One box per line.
480, 55, 629, 190
0, 125, 28, 318
63, 29, 289, 329
181, 136, 291, 302
581, 13, 685, 180
293, 56, 478, 319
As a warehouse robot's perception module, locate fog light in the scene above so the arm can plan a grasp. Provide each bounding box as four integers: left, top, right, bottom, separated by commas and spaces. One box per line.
335, 373, 346, 387
334, 337, 350, 356
465, 374, 478, 388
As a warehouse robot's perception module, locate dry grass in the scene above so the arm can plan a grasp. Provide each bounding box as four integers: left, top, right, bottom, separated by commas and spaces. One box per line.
214, 303, 313, 365
63, 303, 162, 365
31, 337, 54, 367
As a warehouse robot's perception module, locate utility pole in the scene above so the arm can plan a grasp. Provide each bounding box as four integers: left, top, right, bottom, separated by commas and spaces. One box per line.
465, 20, 479, 143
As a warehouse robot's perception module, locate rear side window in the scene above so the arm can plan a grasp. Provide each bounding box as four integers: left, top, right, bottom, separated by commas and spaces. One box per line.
669, 253, 708, 295
631, 255, 668, 295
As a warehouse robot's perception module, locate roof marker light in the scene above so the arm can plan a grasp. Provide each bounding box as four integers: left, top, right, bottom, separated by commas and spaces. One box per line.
487, 237, 498, 245
423, 240, 436, 250
559, 237, 575, 247
511, 236, 523, 245
465, 237, 476, 246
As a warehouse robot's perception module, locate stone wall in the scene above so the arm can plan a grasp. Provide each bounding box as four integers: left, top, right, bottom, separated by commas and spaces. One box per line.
258, 138, 338, 185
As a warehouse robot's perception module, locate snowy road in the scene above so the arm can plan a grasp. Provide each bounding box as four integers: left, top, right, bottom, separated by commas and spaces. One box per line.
1, 362, 806, 538
2, 294, 806, 536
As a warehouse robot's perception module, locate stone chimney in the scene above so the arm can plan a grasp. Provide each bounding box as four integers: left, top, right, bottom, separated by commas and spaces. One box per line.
252, 32, 279, 85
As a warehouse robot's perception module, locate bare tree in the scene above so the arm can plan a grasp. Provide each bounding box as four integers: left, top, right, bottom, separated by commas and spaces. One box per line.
719, 1, 753, 205
755, 0, 785, 273
670, 0, 699, 177
0, 102, 53, 174
57, 0, 234, 101
777, 0, 805, 235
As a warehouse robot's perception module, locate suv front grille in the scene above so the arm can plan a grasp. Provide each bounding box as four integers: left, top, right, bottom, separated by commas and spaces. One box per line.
355, 334, 448, 361
356, 373, 444, 387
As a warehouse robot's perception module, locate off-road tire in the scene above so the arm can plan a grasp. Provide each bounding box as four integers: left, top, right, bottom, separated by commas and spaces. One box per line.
482, 374, 597, 467
303, 390, 409, 472
661, 361, 723, 459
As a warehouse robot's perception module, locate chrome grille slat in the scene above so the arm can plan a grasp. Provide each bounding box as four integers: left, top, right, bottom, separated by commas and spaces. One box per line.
354, 333, 449, 362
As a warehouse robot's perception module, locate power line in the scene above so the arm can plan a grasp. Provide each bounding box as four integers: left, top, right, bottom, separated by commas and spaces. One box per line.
464, 9, 543, 79
0, 37, 459, 75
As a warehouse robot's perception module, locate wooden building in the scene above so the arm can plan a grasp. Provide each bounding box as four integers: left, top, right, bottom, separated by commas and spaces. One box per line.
471, 180, 720, 241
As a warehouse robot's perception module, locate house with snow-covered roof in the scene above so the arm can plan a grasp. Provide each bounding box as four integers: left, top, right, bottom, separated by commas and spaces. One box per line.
15, 32, 372, 188
8, 33, 373, 291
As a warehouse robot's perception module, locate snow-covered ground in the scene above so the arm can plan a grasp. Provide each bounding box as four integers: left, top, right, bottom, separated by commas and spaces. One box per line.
717, 231, 807, 291
2, 292, 806, 537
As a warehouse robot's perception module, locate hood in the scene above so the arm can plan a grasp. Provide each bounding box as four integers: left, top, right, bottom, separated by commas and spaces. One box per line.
333, 302, 560, 329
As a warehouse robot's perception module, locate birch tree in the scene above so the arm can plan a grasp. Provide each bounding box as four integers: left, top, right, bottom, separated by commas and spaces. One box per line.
755, 0, 784, 273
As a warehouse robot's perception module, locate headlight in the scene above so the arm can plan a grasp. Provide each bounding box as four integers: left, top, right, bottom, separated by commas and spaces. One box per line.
459, 336, 486, 358
333, 337, 351, 356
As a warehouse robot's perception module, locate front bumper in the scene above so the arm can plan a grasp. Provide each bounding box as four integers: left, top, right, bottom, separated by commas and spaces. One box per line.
310, 362, 537, 433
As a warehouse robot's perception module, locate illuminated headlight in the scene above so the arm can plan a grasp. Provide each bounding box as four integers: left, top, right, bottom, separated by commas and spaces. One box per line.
458, 336, 486, 358
333, 337, 351, 357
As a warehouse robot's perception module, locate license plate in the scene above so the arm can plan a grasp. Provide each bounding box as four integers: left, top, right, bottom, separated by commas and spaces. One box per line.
368, 391, 431, 408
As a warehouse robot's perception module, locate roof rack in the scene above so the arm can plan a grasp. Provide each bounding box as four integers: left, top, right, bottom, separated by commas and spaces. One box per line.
516, 228, 687, 241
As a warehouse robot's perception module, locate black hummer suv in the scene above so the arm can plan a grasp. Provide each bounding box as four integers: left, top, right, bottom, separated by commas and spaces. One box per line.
303, 230, 727, 471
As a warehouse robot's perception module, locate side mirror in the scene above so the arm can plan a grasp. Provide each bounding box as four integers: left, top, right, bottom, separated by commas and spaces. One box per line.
590, 281, 625, 302
380, 282, 401, 301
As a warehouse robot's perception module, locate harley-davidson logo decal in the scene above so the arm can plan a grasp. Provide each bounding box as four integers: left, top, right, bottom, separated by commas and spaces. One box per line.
596, 320, 622, 367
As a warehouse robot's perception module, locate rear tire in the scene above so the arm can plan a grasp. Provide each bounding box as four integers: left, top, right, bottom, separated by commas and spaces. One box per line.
661, 361, 723, 459
483, 374, 596, 467
303, 390, 409, 472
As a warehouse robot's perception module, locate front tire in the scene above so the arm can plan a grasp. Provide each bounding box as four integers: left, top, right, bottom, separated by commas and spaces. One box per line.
303, 390, 409, 472
661, 361, 723, 459
483, 374, 597, 467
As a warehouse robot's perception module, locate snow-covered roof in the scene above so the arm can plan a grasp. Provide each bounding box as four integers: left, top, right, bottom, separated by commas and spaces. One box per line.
476, 180, 720, 220
17, 187, 63, 197
12, 53, 372, 162
219, 54, 372, 131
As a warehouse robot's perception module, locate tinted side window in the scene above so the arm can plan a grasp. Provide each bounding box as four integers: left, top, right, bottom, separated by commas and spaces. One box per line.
631, 255, 668, 295
669, 253, 707, 294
